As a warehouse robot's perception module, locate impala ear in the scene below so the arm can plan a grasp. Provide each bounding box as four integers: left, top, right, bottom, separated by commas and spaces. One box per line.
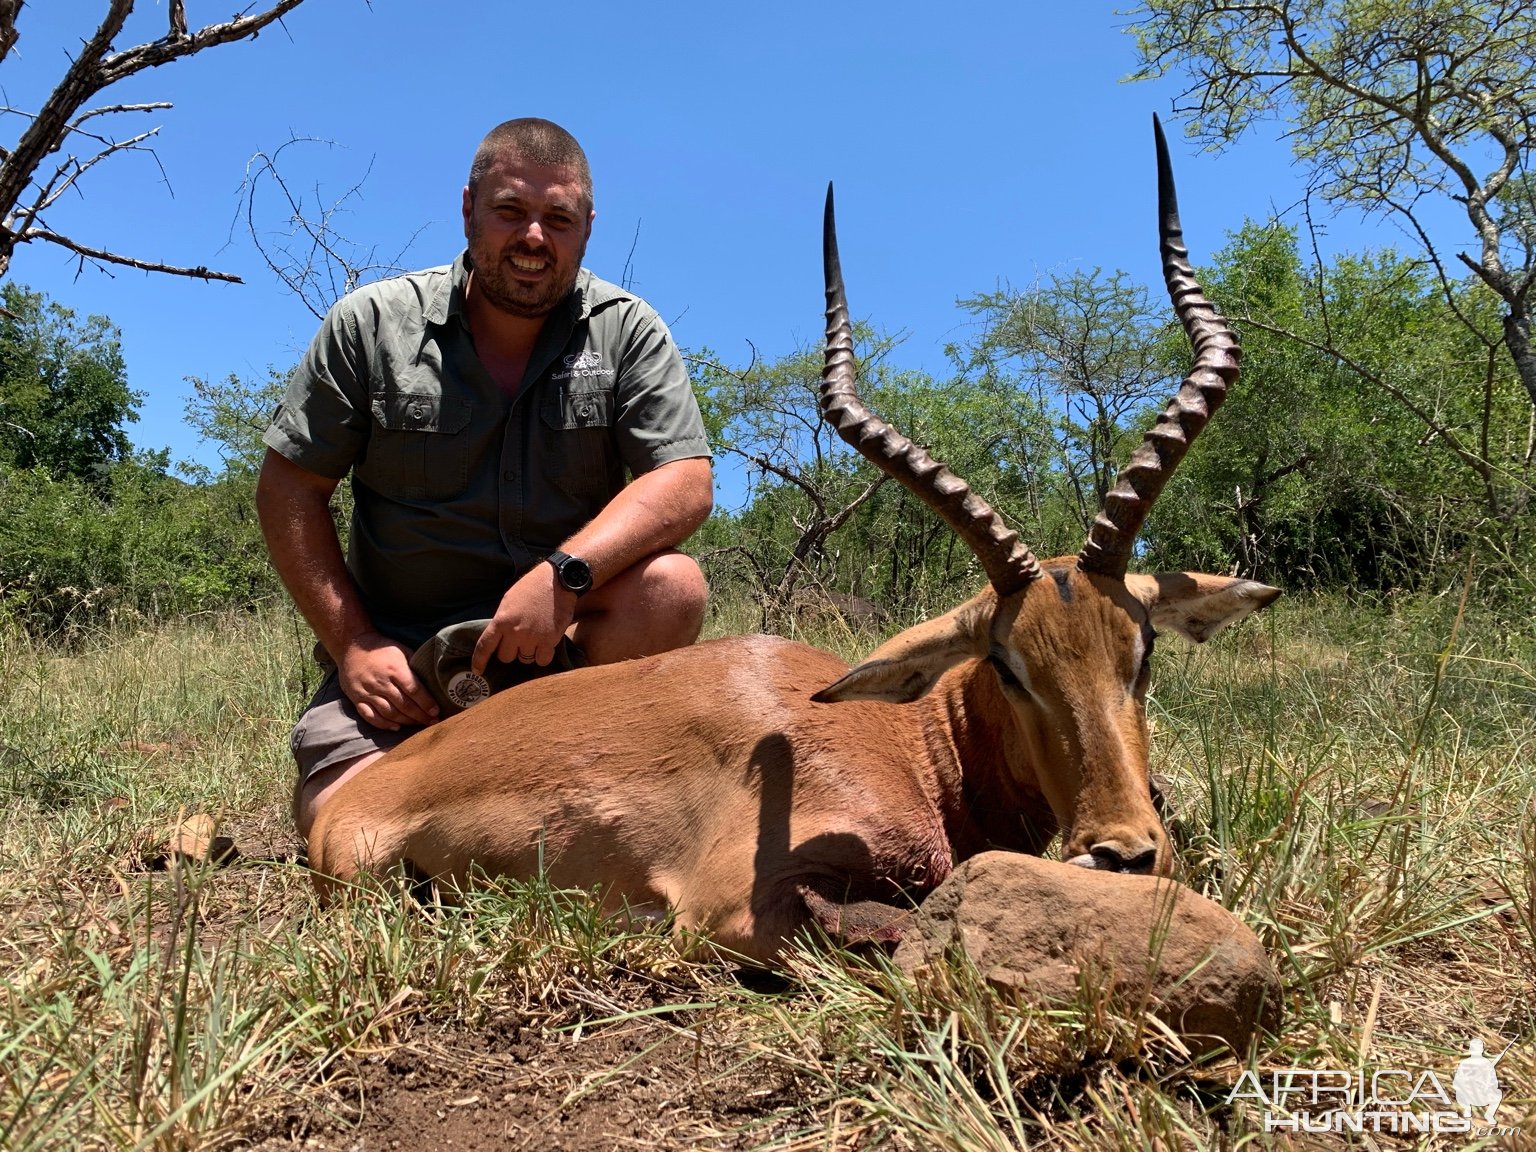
813, 596, 990, 704
1125, 572, 1282, 643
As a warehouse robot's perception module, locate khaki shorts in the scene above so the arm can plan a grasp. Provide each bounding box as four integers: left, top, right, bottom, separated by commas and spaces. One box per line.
289, 669, 416, 784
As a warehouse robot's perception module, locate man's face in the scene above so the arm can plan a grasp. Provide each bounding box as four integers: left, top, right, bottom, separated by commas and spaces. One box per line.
462, 153, 594, 318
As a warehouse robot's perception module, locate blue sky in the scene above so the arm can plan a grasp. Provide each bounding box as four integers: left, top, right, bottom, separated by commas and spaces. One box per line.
5, 2, 1464, 488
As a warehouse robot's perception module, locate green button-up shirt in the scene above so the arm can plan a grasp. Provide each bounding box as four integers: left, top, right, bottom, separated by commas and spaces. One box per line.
263, 253, 710, 648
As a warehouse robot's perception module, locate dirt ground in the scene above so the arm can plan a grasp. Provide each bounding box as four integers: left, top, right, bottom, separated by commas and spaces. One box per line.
144, 818, 790, 1151
242, 1013, 813, 1151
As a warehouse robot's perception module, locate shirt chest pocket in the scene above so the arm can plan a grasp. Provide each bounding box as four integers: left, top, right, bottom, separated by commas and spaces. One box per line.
364, 392, 475, 500
538, 384, 617, 502
543, 385, 614, 431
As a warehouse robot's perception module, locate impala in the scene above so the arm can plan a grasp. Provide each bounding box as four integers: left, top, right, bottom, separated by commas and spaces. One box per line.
309, 118, 1279, 963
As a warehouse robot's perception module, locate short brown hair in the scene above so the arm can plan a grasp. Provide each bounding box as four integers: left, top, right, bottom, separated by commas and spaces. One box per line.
468, 118, 593, 209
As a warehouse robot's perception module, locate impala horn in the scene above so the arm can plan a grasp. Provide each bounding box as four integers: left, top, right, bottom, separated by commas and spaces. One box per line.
820, 184, 1042, 595
1077, 114, 1241, 579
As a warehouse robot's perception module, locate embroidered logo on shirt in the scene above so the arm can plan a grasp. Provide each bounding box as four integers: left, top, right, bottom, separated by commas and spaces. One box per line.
553, 349, 613, 380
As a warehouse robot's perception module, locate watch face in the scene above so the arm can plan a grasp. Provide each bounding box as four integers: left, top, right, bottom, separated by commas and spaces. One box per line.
559, 556, 592, 593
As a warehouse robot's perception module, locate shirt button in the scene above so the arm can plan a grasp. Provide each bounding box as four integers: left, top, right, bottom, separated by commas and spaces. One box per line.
503, 469, 517, 482
578, 403, 594, 421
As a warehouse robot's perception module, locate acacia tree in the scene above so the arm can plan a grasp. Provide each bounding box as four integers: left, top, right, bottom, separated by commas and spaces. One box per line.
0, 0, 309, 285
1128, 0, 1536, 414
956, 268, 1170, 536
693, 335, 892, 630
696, 328, 1042, 627
1141, 221, 1527, 585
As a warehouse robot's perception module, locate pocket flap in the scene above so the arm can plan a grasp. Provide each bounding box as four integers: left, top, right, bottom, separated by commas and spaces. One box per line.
372, 392, 473, 434
540, 386, 614, 430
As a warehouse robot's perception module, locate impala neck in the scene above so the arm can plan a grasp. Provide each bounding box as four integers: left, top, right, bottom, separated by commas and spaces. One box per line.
920, 661, 1059, 861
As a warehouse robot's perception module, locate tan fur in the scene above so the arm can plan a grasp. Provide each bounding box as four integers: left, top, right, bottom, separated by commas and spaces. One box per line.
309, 562, 1278, 964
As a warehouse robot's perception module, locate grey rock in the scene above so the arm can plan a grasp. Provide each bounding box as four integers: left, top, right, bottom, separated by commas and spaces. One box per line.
894, 851, 1282, 1056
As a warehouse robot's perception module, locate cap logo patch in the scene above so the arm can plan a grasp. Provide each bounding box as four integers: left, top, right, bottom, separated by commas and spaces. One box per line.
446, 670, 491, 709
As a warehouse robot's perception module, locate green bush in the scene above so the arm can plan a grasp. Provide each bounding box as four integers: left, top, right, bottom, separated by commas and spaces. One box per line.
0, 458, 278, 640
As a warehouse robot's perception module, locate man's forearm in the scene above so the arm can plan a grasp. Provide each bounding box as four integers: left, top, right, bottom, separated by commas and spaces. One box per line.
561, 457, 713, 589
258, 449, 439, 727
255, 449, 376, 658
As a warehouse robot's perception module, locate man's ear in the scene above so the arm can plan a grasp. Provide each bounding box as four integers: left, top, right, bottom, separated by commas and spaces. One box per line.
812, 596, 990, 704
1124, 572, 1282, 643
462, 185, 473, 239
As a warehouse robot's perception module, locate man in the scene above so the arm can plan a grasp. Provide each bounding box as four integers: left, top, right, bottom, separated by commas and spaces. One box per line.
257, 118, 713, 840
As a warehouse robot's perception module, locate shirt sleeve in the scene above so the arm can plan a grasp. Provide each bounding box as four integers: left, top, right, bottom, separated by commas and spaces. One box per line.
611, 303, 711, 477
261, 299, 372, 479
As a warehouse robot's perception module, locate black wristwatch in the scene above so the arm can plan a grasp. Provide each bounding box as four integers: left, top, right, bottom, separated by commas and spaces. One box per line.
546, 550, 593, 597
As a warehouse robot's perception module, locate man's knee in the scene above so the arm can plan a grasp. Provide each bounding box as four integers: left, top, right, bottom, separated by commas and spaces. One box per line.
643, 550, 708, 621
591, 550, 704, 615
575, 550, 708, 661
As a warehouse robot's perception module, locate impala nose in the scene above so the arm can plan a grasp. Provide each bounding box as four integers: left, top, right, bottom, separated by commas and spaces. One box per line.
1066, 838, 1161, 874
1092, 841, 1159, 873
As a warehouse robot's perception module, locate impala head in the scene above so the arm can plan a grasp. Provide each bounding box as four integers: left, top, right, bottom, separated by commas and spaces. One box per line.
812, 117, 1279, 876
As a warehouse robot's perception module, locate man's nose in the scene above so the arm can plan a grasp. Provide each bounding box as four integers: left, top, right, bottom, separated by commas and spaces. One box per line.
521, 219, 545, 246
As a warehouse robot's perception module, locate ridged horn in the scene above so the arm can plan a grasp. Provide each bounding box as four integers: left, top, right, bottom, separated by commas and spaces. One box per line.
1077, 114, 1241, 578
821, 184, 1041, 595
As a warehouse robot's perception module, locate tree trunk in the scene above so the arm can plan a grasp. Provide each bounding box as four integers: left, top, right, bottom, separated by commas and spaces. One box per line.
1503, 304, 1536, 414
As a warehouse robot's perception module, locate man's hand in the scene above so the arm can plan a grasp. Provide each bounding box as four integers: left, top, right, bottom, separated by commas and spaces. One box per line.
474, 561, 578, 674
338, 632, 440, 730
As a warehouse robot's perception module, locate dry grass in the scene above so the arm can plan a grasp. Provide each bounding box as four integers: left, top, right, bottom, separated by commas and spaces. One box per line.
0, 590, 1533, 1149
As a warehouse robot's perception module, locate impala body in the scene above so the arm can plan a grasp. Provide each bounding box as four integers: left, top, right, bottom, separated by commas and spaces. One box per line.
309, 119, 1279, 963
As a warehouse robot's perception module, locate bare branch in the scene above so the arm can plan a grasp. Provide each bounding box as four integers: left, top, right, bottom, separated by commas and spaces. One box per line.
23, 228, 242, 283
1301, 195, 1333, 344
820, 473, 890, 537
235, 137, 418, 317
0, 0, 135, 242
25, 126, 162, 223
0, 99, 171, 153
1458, 249, 1512, 297
1383, 196, 1498, 344
733, 448, 832, 519
0, 0, 22, 69
0, 1, 312, 280
620, 218, 642, 291
697, 544, 770, 594
683, 353, 747, 382
71, 101, 173, 131
100, 1, 307, 84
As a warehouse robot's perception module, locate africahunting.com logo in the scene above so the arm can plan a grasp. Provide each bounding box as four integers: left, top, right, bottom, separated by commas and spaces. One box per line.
1228, 1038, 1517, 1136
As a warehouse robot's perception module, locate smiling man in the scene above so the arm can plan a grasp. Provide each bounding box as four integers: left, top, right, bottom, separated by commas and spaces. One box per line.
257, 119, 713, 839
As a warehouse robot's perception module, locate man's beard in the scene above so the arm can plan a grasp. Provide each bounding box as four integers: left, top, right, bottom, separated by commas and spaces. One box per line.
468, 229, 585, 318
